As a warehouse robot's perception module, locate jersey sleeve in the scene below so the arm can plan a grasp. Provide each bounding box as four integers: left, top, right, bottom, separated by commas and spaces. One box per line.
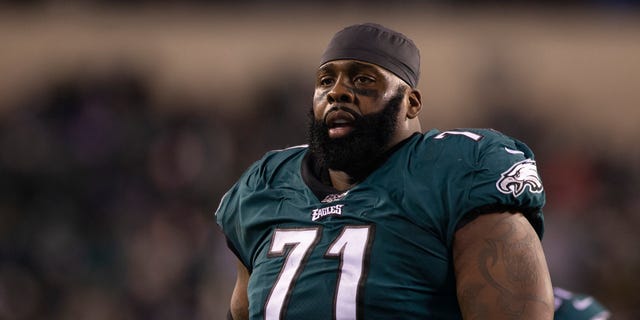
450, 129, 546, 239
214, 146, 307, 272
214, 160, 262, 271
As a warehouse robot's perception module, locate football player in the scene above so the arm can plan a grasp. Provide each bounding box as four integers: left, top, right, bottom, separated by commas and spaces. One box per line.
216, 23, 554, 319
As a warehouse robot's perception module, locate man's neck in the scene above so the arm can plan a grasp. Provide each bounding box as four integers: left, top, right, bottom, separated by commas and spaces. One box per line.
328, 169, 357, 192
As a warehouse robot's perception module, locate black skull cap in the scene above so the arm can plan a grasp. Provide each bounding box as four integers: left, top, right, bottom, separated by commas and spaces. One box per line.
320, 23, 420, 88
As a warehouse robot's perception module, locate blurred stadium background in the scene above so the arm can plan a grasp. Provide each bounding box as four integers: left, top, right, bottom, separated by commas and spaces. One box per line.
1, 0, 639, 319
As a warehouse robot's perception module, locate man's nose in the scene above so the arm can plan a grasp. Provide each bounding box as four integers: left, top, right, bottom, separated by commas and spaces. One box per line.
327, 77, 354, 104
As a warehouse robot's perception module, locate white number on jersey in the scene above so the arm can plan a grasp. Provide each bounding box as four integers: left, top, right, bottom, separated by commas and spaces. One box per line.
434, 130, 484, 141
265, 226, 373, 320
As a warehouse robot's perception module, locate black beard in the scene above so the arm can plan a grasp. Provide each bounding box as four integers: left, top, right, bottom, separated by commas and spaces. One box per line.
307, 90, 404, 181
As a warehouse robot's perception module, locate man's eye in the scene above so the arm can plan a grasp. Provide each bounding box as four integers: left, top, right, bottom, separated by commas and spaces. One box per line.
354, 76, 374, 85
319, 77, 334, 86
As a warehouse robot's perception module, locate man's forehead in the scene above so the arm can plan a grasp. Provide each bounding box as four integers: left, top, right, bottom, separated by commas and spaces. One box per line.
317, 60, 390, 74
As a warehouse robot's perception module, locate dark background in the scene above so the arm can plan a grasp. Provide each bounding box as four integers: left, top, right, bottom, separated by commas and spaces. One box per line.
1, 1, 639, 319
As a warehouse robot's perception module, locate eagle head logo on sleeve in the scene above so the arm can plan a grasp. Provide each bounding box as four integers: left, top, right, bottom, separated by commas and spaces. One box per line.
496, 159, 544, 197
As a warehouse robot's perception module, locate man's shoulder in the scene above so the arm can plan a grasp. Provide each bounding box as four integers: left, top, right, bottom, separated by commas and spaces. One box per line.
413, 128, 532, 164
240, 144, 308, 185
406, 128, 542, 195
423, 128, 520, 147
259, 144, 309, 166
245, 144, 307, 169
216, 144, 307, 217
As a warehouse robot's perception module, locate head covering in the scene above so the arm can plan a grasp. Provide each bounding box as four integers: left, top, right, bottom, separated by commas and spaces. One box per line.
320, 23, 420, 88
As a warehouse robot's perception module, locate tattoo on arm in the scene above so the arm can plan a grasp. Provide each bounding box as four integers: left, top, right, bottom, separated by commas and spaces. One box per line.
479, 220, 546, 315
456, 215, 553, 319
458, 283, 488, 319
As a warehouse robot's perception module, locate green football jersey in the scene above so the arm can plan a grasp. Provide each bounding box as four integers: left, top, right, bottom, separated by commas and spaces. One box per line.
216, 129, 546, 320
554, 287, 611, 320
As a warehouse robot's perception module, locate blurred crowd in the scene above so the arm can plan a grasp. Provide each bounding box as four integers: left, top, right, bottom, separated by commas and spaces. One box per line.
0, 66, 308, 319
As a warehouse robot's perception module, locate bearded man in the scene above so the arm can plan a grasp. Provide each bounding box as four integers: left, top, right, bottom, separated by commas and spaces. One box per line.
216, 23, 554, 320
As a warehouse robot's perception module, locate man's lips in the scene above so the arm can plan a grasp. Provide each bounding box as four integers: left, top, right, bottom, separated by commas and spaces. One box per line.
324, 110, 357, 138
325, 110, 356, 127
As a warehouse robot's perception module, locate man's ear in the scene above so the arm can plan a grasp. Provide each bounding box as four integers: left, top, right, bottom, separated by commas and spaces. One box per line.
406, 89, 422, 119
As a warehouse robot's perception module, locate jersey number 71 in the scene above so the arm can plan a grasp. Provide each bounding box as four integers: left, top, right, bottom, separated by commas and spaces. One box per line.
265, 226, 373, 320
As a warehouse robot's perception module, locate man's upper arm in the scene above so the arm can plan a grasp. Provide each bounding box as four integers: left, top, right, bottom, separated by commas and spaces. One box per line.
230, 260, 250, 320
453, 212, 554, 320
